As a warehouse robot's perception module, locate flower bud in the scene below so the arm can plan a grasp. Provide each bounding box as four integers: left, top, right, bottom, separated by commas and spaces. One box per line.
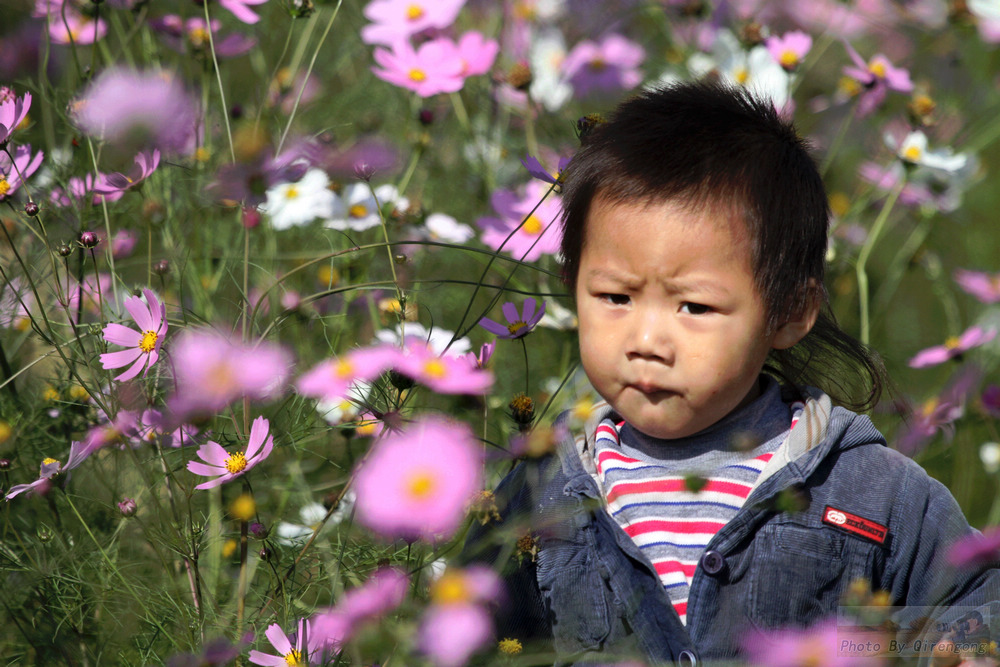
508, 393, 535, 429
118, 497, 137, 517
242, 207, 261, 230
507, 62, 533, 91
80, 231, 99, 248
24, 201, 39, 216
0, 458, 11, 470
418, 108, 434, 126
57, 243, 73, 257
258, 546, 272, 561
153, 259, 170, 276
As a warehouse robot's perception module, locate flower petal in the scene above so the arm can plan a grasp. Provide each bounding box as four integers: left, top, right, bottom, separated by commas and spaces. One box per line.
186, 460, 225, 477
193, 475, 231, 490
103, 322, 142, 347
125, 294, 154, 331
101, 347, 143, 370
247, 651, 286, 667
114, 354, 148, 382
477, 317, 510, 337
521, 298, 537, 324
143, 288, 164, 333
245, 416, 270, 460
501, 301, 519, 324
196, 440, 231, 465
264, 623, 293, 655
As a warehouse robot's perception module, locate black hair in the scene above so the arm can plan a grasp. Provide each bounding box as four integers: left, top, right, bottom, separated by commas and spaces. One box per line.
559, 79, 887, 411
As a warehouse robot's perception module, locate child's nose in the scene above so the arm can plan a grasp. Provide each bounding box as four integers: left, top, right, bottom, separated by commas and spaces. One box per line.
626, 306, 674, 363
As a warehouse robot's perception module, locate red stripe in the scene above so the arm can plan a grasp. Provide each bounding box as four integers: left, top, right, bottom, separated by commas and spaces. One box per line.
757, 452, 774, 462
595, 423, 619, 438
596, 449, 640, 464
654, 560, 698, 577
606, 478, 752, 504
673, 600, 688, 617
624, 519, 726, 537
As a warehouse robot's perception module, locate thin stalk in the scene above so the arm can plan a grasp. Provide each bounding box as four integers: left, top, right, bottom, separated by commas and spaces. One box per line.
856, 180, 905, 345
203, 2, 236, 162
519, 337, 530, 395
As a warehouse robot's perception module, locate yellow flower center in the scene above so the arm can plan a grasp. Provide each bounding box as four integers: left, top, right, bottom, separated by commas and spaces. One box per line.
779, 50, 799, 68
734, 66, 750, 85
285, 185, 299, 200
506, 320, 529, 337
138, 330, 158, 353
42, 457, 60, 466
229, 493, 256, 521
42, 386, 60, 401
348, 203, 368, 218
431, 572, 471, 604
188, 27, 209, 47
589, 57, 606, 71
868, 59, 887, 78
423, 359, 447, 378
921, 398, 938, 418
284, 650, 303, 667
902, 145, 922, 162
513, 1, 536, 20
944, 336, 961, 349
572, 398, 594, 422
335, 358, 353, 378
521, 215, 543, 235
499, 638, 523, 655
195, 147, 211, 163
224, 451, 248, 474
408, 68, 427, 82
838, 75, 861, 97
406, 4, 424, 20
318, 266, 340, 286
407, 471, 436, 499
355, 418, 378, 437
0, 177, 10, 197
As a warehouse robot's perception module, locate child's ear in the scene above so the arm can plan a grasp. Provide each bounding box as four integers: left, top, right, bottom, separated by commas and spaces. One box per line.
772, 281, 821, 350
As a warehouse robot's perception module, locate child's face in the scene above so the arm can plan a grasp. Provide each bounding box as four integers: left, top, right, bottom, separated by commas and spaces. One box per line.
575, 196, 801, 440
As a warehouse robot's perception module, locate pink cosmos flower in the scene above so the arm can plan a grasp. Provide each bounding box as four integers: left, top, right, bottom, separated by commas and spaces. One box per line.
372, 39, 466, 97
100, 288, 167, 382
297, 345, 398, 402
745, 619, 882, 667
393, 342, 494, 394
418, 567, 501, 667
479, 298, 546, 339
765, 31, 812, 71
73, 68, 199, 155
48, 12, 107, 45
354, 416, 482, 541
219, 0, 269, 25
908, 327, 997, 368
5, 439, 96, 500
0, 89, 31, 145
955, 269, 1000, 304
476, 180, 563, 262
842, 42, 913, 116
249, 619, 319, 666
309, 567, 408, 653
0, 144, 43, 201
361, 0, 466, 46
92, 150, 160, 196
562, 34, 645, 97
858, 161, 942, 210
167, 330, 293, 421
465, 342, 495, 369
111, 229, 139, 259
455, 31, 499, 77
947, 526, 1000, 568
138, 409, 199, 448
151, 15, 255, 57
896, 365, 981, 456
50, 172, 125, 207
186, 415, 274, 490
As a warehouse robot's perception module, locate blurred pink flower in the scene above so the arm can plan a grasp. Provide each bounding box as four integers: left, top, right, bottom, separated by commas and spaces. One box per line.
93, 150, 160, 195
947, 526, 1000, 568
372, 39, 466, 97
138, 409, 199, 448
765, 31, 812, 71
562, 34, 645, 97
50, 172, 124, 207
5, 439, 96, 500
186, 415, 274, 490
394, 342, 494, 394
249, 619, 319, 667
479, 298, 545, 339
100, 288, 167, 381
955, 269, 1000, 304
354, 416, 482, 541
297, 345, 398, 402
309, 567, 408, 653
48, 12, 107, 45
168, 330, 292, 421
842, 42, 912, 116
151, 15, 255, 57
476, 180, 563, 262
982, 384, 1000, 418
745, 619, 882, 666
361, 0, 466, 46
456, 31, 499, 77
73, 68, 199, 155
64, 272, 112, 317
111, 229, 139, 259
909, 327, 996, 368
219, 0, 269, 24
897, 365, 981, 456
0, 144, 43, 201
419, 604, 492, 667
0, 89, 31, 145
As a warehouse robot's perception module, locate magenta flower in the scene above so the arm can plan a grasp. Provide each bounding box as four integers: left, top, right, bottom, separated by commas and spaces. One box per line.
361, 0, 466, 46
947, 526, 1000, 568
479, 298, 545, 339
310, 567, 408, 654
455, 31, 498, 77
372, 39, 466, 97
842, 42, 913, 116
297, 345, 399, 402
100, 288, 167, 382
765, 31, 812, 71
418, 567, 501, 667
0, 89, 31, 145
896, 365, 981, 456
73, 67, 199, 155
186, 415, 274, 490
908, 326, 997, 368
354, 416, 482, 541
249, 619, 319, 667
393, 342, 494, 394
745, 620, 880, 667
5, 439, 96, 500
955, 269, 1000, 304
219, 0, 269, 24
562, 34, 645, 97
50, 172, 124, 207
476, 180, 563, 262
0, 144, 43, 201
465, 341, 495, 369
151, 15, 255, 57
521, 154, 570, 185
48, 12, 107, 45
92, 150, 160, 196
111, 229, 139, 259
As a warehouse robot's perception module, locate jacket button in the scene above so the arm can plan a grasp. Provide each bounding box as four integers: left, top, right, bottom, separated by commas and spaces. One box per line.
678, 649, 698, 666
700, 550, 725, 575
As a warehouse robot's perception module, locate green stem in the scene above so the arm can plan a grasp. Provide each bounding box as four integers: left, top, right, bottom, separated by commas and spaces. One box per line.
856, 180, 905, 345
203, 2, 236, 163
520, 336, 530, 395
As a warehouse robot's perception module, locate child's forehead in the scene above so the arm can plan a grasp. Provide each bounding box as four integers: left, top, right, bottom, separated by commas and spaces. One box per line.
584, 193, 753, 246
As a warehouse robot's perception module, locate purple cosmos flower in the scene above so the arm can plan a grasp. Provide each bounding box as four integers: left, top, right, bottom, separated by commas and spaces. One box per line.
947, 526, 1000, 568
249, 619, 319, 666
908, 326, 997, 368
521, 154, 570, 185
393, 342, 494, 394
476, 180, 563, 262
208, 144, 314, 207
466, 342, 495, 369
0, 144, 43, 201
354, 416, 482, 541
92, 150, 160, 196
955, 269, 1000, 304
0, 89, 31, 146
765, 30, 812, 71
73, 68, 199, 156
479, 298, 546, 339
100, 288, 167, 381
186, 415, 274, 490
842, 42, 913, 116
562, 34, 645, 97
5, 439, 95, 500
219, 0, 269, 24
371, 38, 466, 97
982, 384, 1000, 418
151, 15, 255, 57
896, 365, 981, 456
361, 0, 466, 46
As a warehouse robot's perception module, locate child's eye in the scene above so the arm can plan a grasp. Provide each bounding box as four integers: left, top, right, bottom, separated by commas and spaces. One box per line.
680, 302, 712, 315
599, 293, 630, 306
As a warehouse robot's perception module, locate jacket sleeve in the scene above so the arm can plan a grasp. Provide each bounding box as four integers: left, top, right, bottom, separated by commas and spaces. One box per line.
458, 458, 554, 647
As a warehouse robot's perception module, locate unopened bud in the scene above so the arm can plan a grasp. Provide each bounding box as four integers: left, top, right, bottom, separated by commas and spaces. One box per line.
258, 546, 272, 561
153, 259, 170, 276
507, 62, 533, 91
118, 497, 137, 517
242, 207, 261, 229
24, 201, 39, 216
418, 108, 434, 126
250, 522, 268, 539
0, 458, 10, 470
80, 231, 99, 248
57, 243, 73, 257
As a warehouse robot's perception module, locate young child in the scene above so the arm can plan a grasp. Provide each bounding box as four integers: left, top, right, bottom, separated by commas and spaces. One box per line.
462, 80, 1000, 665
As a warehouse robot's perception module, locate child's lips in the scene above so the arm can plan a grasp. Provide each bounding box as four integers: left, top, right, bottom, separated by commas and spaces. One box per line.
628, 382, 676, 396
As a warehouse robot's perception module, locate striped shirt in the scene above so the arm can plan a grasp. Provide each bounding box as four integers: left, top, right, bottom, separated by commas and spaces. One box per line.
593, 380, 802, 624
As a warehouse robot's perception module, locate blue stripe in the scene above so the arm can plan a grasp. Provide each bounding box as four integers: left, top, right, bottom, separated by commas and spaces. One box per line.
612, 500, 744, 515
638, 540, 710, 550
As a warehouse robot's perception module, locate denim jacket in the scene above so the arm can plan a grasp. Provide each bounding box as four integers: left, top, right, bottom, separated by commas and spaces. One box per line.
462, 387, 1000, 665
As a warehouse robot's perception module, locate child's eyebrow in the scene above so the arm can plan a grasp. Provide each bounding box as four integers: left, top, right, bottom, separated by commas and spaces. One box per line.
583, 268, 640, 285
661, 278, 731, 297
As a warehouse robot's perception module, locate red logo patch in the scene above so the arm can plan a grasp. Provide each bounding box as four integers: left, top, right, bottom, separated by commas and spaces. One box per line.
823, 506, 888, 545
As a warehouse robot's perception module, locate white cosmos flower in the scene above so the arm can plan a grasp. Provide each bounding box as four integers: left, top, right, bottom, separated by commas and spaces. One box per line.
969, 0, 1000, 22
530, 29, 573, 112
262, 168, 337, 230
374, 322, 471, 356
275, 494, 356, 546
688, 29, 791, 109
425, 213, 475, 243
325, 183, 408, 232
888, 131, 968, 173
981, 442, 1000, 474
